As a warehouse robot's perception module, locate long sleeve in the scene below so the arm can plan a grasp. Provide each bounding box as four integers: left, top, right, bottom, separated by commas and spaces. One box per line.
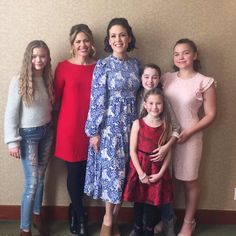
85, 59, 108, 137
165, 98, 181, 137
54, 62, 65, 106
4, 76, 22, 148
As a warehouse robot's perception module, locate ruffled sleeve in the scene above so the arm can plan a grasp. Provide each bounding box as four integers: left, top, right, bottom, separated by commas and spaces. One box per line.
85, 59, 108, 137
195, 76, 215, 101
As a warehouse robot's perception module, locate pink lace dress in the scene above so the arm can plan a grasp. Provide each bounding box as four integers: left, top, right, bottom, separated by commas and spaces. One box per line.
162, 72, 215, 180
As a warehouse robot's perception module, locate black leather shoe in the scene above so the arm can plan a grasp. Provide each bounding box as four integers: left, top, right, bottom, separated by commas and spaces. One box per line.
69, 203, 78, 234
78, 216, 88, 236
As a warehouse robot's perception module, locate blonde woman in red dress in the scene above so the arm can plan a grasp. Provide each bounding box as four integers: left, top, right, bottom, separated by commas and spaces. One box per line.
54, 24, 96, 236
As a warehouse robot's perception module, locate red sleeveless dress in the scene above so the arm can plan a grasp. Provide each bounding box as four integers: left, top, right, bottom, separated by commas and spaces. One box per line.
123, 119, 173, 206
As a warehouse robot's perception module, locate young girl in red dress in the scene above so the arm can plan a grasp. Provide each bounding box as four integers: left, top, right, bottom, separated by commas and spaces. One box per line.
123, 88, 175, 236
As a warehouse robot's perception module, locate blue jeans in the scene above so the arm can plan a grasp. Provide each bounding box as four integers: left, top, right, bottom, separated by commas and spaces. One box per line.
19, 123, 53, 230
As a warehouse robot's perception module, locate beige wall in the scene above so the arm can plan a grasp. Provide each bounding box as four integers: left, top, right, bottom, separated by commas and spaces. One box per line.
0, 0, 236, 210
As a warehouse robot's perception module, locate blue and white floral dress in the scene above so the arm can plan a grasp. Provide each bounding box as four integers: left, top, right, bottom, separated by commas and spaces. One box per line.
84, 55, 140, 204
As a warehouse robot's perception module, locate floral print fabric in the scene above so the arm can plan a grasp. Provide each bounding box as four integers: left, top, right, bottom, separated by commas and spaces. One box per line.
84, 55, 140, 204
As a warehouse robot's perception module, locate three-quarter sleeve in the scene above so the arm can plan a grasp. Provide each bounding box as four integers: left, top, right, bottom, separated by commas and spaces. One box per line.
165, 98, 181, 138
4, 76, 22, 148
85, 59, 108, 137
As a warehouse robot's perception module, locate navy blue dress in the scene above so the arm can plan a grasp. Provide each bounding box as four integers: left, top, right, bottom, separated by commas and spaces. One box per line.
84, 55, 140, 204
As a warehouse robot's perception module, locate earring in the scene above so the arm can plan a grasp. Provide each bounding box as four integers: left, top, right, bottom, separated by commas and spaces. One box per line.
70, 48, 75, 57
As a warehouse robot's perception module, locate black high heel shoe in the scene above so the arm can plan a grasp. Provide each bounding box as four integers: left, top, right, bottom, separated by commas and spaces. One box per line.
78, 215, 88, 236
69, 203, 78, 234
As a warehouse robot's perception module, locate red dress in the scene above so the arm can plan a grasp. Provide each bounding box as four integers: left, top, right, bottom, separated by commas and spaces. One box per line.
54, 60, 96, 162
123, 119, 173, 206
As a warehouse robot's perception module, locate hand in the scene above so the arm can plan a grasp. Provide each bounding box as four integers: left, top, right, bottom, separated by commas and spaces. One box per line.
150, 145, 168, 162
90, 135, 100, 154
9, 147, 21, 159
140, 175, 150, 185
149, 173, 161, 183
177, 129, 192, 143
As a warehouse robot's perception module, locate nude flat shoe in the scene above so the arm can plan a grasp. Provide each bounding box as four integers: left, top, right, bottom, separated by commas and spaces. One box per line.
177, 218, 196, 236
100, 224, 112, 236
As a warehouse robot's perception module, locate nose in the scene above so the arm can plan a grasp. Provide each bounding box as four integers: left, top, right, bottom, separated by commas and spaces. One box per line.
179, 53, 184, 59
116, 35, 121, 41
147, 77, 153, 83
36, 56, 41, 62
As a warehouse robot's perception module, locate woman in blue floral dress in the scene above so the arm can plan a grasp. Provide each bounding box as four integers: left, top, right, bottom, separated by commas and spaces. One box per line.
84, 18, 140, 235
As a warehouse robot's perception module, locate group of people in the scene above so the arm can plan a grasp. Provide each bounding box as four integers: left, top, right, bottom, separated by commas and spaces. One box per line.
4, 17, 216, 236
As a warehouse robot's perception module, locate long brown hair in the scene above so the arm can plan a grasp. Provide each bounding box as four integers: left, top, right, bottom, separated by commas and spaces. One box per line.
140, 88, 172, 145
19, 40, 54, 105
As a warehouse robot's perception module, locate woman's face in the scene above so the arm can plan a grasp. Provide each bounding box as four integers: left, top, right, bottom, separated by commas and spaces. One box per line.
72, 32, 92, 58
108, 25, 131, 58
173, 43, 197, 70
31, 47, 48, 75
141, 67, 160, 90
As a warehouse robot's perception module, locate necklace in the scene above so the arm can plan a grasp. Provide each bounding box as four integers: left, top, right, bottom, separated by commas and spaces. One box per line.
146, 116, 161, 123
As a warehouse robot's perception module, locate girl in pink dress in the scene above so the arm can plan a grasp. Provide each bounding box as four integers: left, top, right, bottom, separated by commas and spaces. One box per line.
123, 88, 175, 236
161, 39, 217, 236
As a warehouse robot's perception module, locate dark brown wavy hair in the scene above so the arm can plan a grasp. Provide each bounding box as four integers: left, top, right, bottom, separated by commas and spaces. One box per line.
104, 17, 136, 52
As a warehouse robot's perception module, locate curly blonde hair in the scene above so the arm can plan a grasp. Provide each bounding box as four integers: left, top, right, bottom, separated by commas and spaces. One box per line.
19, 40, 54, 105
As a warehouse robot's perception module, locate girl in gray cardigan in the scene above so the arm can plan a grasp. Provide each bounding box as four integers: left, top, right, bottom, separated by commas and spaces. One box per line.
4, 40, 54, 236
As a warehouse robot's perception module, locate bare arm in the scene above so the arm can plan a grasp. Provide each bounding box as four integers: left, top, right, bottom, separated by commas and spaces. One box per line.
178, 84, 216, 143
150, 136, 177, 162
130, 120, 149, 184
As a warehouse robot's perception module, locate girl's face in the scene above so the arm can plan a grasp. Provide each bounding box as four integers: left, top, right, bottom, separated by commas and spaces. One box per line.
72, 32, 92, 58
141, 67, 160, 90
144, 94, 163, 117
173, 43, 197, 70
108, 25, 131, 58
31, 47, 48, 75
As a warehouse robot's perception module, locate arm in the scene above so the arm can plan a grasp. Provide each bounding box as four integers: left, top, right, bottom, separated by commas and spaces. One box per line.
85, 60, 108, 152
4, 77, 22, 158
178, 84, 216, 143
150, 136, 177, 162
52, 62, 65, 130
149, 149, 172, 183
150, 96, 180, 162
130, 120, 150, 184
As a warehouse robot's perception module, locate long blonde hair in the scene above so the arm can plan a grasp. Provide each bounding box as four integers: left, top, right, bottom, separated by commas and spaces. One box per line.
19, 40, 54, 105
140, 88, 172, 145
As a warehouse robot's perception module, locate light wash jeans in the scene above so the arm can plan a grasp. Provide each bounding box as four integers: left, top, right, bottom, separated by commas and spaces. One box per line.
19, 123, 53, 230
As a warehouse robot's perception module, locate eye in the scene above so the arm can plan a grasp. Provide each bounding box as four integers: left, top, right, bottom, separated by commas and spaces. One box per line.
152, 76, 159, 80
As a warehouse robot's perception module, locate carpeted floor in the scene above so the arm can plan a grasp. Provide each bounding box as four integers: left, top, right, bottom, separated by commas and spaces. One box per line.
1, 220, 236, 235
